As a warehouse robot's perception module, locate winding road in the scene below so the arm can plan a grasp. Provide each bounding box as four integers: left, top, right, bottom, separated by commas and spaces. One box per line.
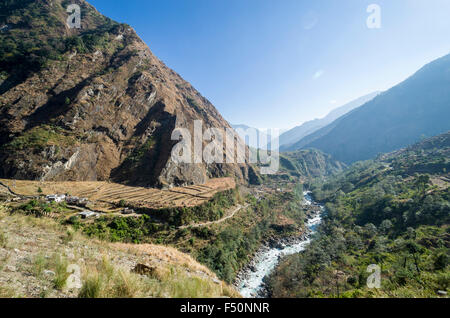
179, 204, 249, 229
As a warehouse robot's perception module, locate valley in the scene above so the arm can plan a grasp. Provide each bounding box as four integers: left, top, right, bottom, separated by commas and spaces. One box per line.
267, 132, 450, 298
0, 0, 449, 301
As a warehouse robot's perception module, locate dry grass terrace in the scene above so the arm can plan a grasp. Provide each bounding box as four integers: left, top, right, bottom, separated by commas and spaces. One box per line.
0, 178, 235, 212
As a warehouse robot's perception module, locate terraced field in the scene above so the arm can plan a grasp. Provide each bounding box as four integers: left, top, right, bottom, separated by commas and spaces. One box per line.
0, 178, 235, 211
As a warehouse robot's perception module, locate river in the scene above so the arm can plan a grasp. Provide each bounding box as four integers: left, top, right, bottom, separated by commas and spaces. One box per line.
235, 191, 324, 298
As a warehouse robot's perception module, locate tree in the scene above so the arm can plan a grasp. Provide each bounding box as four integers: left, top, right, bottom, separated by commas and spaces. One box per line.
380, 219, 393, 234
434, 252, 448, 270
364, 223, 377, 238
414, 174, 430, 195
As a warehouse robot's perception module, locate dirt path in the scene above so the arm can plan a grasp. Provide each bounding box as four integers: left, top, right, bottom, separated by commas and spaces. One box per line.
179, 204, 249, 229
0, 181, 20, 197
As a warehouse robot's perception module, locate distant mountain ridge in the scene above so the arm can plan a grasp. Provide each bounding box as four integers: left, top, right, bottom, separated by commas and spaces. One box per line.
286, 53, 450, 164
231, 124, 272, 149
278, 92, 380, 150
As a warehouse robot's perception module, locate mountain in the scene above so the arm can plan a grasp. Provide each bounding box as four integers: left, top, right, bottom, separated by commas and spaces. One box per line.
231, 124, 272, 149
0, 0, 256, 188
286, 53, 450, 164
268, 131, 450, 298
278, 92, 379, 150
279, 149, 346, 179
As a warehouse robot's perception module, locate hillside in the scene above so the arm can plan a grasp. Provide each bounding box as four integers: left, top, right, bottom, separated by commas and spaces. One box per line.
0, 0, 255, 188
278, 92, 379, 151
268, 132, 450, 298
279, 149, 346, 179
286, 54, 450, 164
0, 204, 239, 298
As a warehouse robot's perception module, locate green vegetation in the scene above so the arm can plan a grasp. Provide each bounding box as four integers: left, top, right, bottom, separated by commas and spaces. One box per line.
14, 199, 71, 217
69, 188, 240, 244
268, 134, 450, 297
66, 184, 308, 283
0, 229, 7, 248
195, 185, 306, 283
143, 189, 239, 226
0, 203, 238, 298
32, 253, 70, 290
280, 149, 346, 179
123, 138, 156, 164
0, 0, 125, 88
6, 180, 309, 285
3, 125, 77, 151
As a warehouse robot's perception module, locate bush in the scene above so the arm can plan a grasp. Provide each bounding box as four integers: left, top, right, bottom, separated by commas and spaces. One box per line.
434, 252, 448, 270
0, 230, 7, 248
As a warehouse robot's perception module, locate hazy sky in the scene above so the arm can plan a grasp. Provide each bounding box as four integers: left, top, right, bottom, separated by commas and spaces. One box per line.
88, 0, 450, 129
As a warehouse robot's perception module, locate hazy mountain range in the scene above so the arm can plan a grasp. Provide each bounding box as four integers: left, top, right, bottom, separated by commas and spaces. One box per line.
286, 53, 450, 164
278, 91, 380, 151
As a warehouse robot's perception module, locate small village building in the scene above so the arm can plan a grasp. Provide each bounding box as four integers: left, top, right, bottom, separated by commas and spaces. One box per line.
78, 198, 88, 206
66, 196, 79, 204
46, 194, 66, 203
78, 211, 98, 219
121, 208, 135, 215
66, 196, 89, 206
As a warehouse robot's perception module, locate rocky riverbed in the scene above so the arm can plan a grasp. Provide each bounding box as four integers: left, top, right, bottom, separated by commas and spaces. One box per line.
234, 191, 324, 298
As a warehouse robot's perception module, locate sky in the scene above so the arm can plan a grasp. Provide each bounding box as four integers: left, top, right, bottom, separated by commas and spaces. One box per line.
88, 0, 450, 130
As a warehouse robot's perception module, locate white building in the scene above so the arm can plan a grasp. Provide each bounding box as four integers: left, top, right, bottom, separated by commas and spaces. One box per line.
46, 194, 66, 203
78, 211, 98, 219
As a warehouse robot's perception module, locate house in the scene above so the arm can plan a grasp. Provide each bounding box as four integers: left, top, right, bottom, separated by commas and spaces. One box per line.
78, 211, 98, 219
46, 194, 66, 203
66, 196, 79, 204
78, 198, 88, 207
66, 196, 89, 207
121, 208, 135, 215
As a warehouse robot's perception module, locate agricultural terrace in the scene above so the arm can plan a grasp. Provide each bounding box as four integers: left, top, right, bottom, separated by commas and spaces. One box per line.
0, 178, 235, 211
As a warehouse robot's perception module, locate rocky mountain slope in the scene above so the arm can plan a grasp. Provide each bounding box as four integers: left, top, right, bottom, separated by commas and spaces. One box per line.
0, 0, 256, 188
286, 54, 450, 164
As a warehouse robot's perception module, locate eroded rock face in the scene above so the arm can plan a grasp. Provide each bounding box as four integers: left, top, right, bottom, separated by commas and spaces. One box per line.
0, 0, 254, 187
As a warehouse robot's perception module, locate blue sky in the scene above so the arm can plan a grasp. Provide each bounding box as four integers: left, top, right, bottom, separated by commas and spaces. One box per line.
88, 0, 450, 129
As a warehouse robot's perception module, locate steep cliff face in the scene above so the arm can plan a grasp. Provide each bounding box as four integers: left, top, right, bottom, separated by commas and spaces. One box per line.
0, 0, 255, 187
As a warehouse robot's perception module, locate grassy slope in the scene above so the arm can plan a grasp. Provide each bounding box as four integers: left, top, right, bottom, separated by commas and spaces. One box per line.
0, 204, 239, 298
3, 182, 310, 285
69, 185, 308, 284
